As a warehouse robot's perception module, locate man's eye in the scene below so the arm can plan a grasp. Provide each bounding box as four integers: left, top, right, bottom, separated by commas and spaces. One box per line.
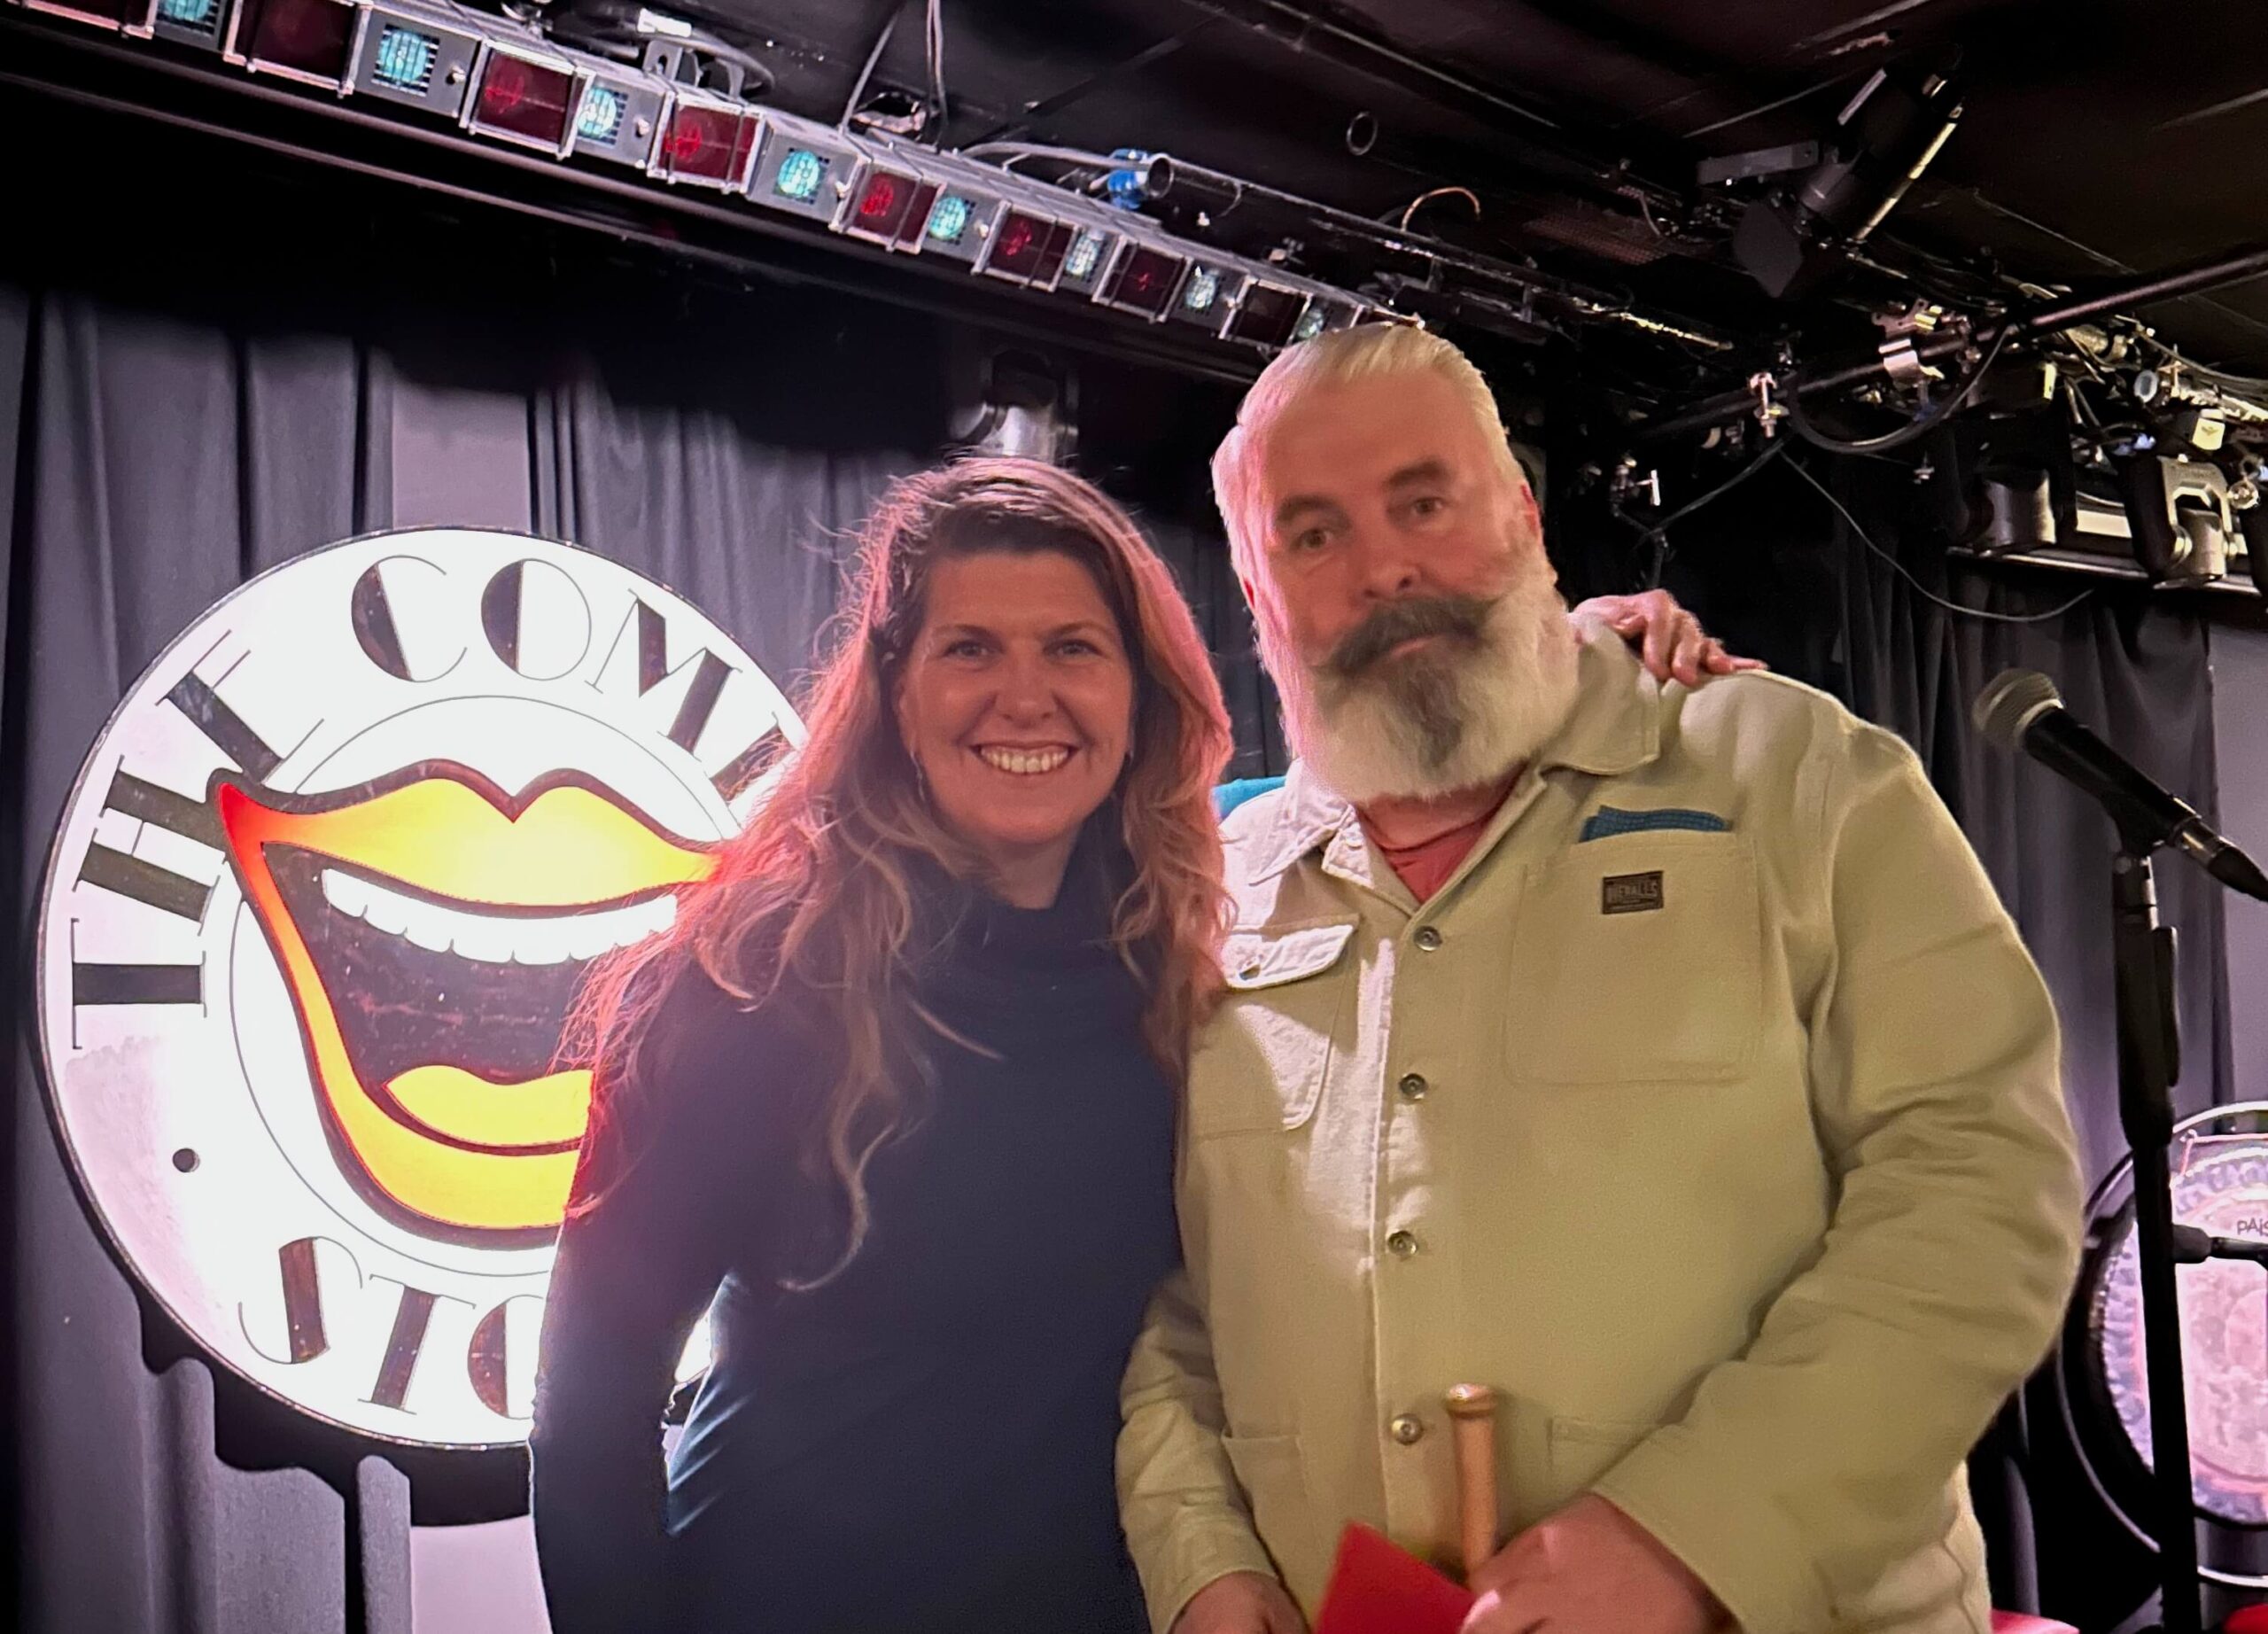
944, 639, 989, 658
1410, 495, 1449, 518
1290, 529, 1330, 554
1053, 638, 1099, 657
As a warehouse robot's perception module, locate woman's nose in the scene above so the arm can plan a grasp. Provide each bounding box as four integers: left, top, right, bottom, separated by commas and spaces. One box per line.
992, 652, 1057, 720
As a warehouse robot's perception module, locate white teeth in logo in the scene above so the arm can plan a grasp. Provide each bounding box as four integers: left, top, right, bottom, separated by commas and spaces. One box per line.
979, 746, 1072, 775
319, 868, 677, 966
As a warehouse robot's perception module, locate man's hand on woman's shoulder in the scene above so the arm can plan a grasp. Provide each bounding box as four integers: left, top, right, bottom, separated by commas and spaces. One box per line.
1572, 588, 1766, 688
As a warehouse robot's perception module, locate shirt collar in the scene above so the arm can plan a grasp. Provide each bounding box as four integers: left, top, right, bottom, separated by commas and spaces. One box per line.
1243, 619, 1663, 884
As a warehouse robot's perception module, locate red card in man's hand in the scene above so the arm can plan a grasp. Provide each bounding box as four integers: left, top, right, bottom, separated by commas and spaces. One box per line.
1312, 1522, 1476, 1634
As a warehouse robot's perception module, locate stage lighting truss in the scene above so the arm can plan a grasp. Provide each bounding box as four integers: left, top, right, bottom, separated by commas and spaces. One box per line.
12, 0, 1390, 361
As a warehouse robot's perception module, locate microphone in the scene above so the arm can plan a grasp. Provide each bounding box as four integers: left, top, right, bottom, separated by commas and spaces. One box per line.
1973, 669, 2268, 901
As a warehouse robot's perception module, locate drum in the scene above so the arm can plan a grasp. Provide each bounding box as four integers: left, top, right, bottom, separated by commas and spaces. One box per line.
2060, 1103, 2268, 1588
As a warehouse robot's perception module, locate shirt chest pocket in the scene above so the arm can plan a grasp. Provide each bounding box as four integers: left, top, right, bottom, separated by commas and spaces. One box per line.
1506, 835, 1764, 1085
1187, 920, 1356, 1138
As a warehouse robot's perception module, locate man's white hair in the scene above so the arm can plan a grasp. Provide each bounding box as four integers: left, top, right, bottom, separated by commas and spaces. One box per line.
1210, 322, 1522, 577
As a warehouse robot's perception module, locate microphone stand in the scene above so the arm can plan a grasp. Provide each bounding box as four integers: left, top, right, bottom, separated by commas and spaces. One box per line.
2110, 844, 2202, 1634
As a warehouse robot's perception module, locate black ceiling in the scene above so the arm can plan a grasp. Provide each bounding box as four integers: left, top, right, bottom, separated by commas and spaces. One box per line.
639, 0, 2268, 373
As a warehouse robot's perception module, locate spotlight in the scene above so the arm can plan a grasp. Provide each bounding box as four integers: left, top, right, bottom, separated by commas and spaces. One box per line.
649, 91, 763, 191
1169, 262, 1250, 334
226, 0, 364, 92
1721, 64, 1963, 300
350, 7, 481, 117
151, 0, 224, 49
747, 128, 859, 221
1096, 242, 1189, 322
1224, 283, 1307, 348
975, 210, 1075, 290
838, 162, 937, 248
25, 0, 157, 36
1055, 223, 1122, 299
916, 184, 1006, 265
462, 42, 586, 158
1290, 295, 1363, 343
571, 71, 668, 169
2119, 455, 2233, 587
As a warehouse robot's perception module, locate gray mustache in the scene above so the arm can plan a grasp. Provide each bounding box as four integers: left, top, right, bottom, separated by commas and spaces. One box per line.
1327, 595, 1495, 677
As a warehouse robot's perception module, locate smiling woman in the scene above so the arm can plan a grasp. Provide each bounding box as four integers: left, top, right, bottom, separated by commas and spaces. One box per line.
894, 549, 1138, 907
530, 456, 1234, 1634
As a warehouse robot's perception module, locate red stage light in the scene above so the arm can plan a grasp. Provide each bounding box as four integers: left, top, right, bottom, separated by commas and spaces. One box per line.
847, 169, 923, 241
1101, 245, 1188, 319
983, 211, 1077, 287
472, 53, 576, 150
858, 175, 899, 220
656, 102, 760, 187
239, 0, 356, 82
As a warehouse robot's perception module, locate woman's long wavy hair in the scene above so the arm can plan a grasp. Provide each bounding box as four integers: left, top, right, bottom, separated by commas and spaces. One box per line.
569, 457, 1233, 1286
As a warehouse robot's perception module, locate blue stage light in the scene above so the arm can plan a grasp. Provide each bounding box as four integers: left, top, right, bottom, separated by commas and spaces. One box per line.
159, 0, 219, 25
774, 148, 825, 202
927, 194, 975, 245
1065, 229, 1107, 280
1183, 268, 1222, 312
577, 85, 625, 145
372, 26, 437, 94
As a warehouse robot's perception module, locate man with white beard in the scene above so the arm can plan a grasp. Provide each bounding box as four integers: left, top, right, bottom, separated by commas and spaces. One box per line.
1116, 324, 2084, 1634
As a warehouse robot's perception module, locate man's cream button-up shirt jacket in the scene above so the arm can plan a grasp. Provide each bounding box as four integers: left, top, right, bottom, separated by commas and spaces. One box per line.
1118, 621, 2084, 1634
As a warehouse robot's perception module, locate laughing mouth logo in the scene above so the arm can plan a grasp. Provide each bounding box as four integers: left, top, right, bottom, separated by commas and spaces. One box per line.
215, 762, 715, 1242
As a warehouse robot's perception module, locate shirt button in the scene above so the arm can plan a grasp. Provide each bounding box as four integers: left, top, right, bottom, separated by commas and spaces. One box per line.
1398, 1072, 1428, 1101
1386, 1229, 1420, 1258
1414, 926, 1443, 952
1390, 1414, 1425, 1445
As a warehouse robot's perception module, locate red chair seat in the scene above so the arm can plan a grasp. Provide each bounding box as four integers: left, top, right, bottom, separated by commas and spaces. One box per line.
1990, 1615, 2078, 1634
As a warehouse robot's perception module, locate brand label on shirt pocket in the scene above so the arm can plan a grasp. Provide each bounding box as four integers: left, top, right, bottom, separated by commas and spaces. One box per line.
1509, 835, 1762, 1085
1189, 920, 1356, 1136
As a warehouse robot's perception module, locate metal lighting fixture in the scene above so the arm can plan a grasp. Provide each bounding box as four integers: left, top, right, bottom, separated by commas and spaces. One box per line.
1290, 294, 1363, 344
975, 208, 1076, 290
914, 180, 1006, 267
746, 116, 859, 222
1169, 261, 1250, 334
149, 0, 226, 50
1054, 222, 1122, 299
462, 37, 586, 158
24, 0, 155, 37
10, 0, 1401, 364
569, 67, 667, 169
1224, 281, 1308, 348
225, 0, 367, 93
349, 3, 480, 117
649, 89, 763, 191
1096, 238, 1190, 322
837, 158, 940, 250
2119, 454, 2233, 587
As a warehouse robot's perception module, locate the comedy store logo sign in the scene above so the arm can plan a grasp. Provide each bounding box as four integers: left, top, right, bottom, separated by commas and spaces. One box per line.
35, 530, 798, 1448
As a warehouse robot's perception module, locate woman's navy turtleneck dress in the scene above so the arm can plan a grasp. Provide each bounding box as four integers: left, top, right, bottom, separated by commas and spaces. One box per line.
531, 836, 1180, 1634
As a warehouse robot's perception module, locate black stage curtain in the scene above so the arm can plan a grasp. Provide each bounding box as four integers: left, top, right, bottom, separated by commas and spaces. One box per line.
1645, 453, 2233, 1629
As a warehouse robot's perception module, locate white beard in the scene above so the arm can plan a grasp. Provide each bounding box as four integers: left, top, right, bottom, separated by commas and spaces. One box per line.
1263, 556, 1581, 806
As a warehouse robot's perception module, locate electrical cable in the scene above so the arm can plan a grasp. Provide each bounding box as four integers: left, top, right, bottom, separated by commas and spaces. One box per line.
1783, 456, 2098, 624
924, 0, 947, 144
1783, 315, 2021, 455
1634, 440, 1788, 587
840, 8, 899, 130
1396, 186, 1480, 231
